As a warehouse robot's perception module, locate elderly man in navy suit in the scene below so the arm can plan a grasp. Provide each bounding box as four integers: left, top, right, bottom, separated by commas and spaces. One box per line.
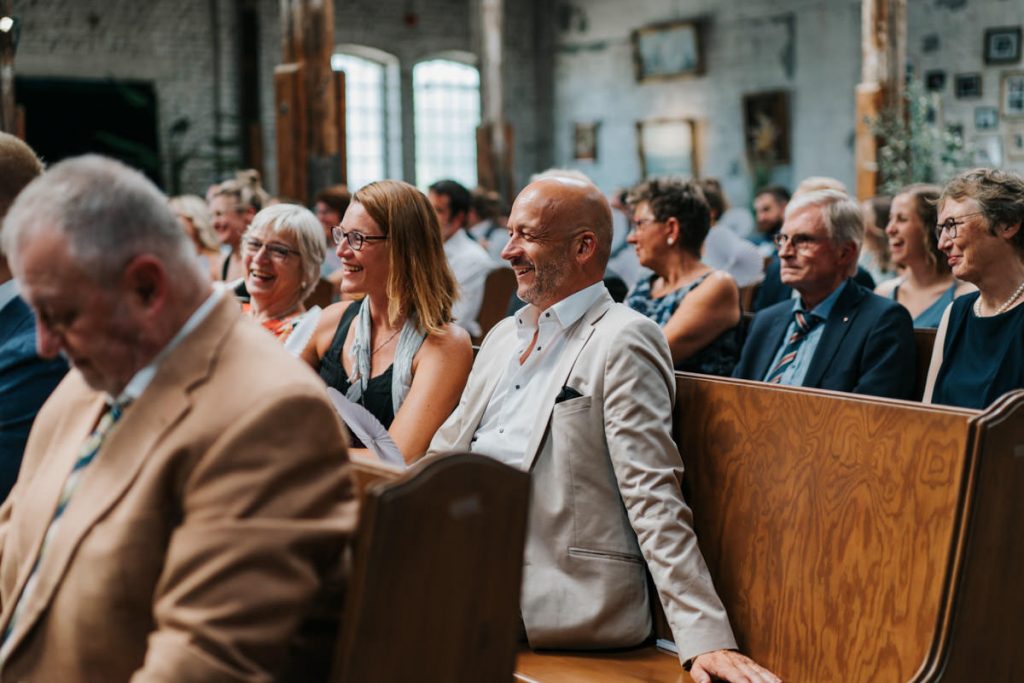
0, 134, 67, 501
734, 189, 915, 399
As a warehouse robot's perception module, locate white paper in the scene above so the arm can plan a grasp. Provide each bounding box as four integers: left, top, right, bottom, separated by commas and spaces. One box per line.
326, 387, 405, 467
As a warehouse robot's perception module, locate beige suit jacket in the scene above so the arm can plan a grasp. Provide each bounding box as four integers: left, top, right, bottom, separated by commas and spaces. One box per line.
431, 289, 737, 665
0, 296, 356, 682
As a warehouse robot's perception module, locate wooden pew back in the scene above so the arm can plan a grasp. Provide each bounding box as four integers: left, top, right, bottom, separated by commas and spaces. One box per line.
334, 453, 530, 682
475, 266, 517, 343
669, 374, 979, 681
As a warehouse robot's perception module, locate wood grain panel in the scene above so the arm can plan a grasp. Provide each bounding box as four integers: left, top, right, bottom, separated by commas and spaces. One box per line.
672, 375, 976, 682
515, 647, 690, 683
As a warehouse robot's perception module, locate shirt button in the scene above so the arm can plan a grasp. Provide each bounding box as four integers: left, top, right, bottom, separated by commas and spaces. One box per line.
545, 312, 550, 318
536, 346, 541, 351
498, 428, 505, 434
515, 384, 520, 390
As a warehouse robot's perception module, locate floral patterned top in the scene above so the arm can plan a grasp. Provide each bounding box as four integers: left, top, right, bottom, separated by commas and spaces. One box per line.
241, 303, 306, 342
625, 273, 742, 377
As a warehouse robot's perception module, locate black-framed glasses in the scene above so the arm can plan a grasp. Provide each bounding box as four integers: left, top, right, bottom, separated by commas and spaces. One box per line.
242, 237, 300, 262
934, 212, 985, 241
332, 226, 387, 251
773, 233, 823, 251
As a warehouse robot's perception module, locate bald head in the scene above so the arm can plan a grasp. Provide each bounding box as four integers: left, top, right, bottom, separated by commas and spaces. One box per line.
516, 175, 613, 267
502, 175, 612, 310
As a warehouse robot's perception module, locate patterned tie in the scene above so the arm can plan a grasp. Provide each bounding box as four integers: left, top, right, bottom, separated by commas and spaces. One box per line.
765, 310, 823, 384
0, 401, 127, 661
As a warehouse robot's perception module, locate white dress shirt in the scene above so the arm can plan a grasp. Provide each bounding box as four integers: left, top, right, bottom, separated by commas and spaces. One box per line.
470, 281, 606, 468
702, 224, 765, 287
0, 279, 19, 314
444, 229, 497, 337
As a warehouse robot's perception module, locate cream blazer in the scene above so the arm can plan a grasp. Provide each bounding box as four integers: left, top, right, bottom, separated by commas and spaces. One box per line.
0, 296, 356, 682
431, 289, 737, 665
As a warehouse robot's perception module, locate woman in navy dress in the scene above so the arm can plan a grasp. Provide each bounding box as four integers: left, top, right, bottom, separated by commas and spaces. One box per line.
624, 178, 741, 376
875, 184, 973, 328
925, 169, 1024, 409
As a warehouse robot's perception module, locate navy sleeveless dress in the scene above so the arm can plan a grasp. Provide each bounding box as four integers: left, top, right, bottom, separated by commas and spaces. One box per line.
932, 292, 1024, 410
626, 273, 741, 377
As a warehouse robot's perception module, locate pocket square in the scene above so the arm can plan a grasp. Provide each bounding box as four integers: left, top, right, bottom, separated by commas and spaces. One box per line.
555, 385, 583, 403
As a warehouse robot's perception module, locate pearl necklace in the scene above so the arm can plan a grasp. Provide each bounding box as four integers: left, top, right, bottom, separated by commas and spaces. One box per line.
974, 279, 1024, 317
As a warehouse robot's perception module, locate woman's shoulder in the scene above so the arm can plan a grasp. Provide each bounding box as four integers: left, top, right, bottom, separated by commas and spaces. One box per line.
875, 276, 903, 298
421, 321, 473, 353
691, 269, 739, 299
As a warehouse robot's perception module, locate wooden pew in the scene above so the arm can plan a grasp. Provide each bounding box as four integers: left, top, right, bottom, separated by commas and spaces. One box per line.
913, 327, 937, 399
519, 377, 1024, 682
475, 267, 517, 343
333, 453, 530, 682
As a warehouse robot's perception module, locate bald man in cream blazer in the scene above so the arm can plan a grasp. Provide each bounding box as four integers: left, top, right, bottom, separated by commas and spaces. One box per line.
431, 175, 779, 683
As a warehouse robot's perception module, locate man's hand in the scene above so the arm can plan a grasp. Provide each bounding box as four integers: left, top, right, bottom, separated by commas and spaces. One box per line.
690, 649, 781, 683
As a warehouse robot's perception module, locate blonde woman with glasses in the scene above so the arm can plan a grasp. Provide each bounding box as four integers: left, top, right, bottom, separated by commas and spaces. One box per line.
301, 180, 473, 463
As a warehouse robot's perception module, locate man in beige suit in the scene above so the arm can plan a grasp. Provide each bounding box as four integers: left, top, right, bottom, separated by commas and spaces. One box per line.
0, 155, 354, 682
430, 176, 779, 683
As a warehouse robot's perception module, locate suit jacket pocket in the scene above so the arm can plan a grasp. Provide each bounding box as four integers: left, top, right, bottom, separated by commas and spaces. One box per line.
568, 546, 643, 565
552, 395, 591, 416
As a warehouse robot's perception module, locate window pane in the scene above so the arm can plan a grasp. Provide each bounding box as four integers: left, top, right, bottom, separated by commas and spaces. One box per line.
332, 53, 386, 192
413, 60, 480, 189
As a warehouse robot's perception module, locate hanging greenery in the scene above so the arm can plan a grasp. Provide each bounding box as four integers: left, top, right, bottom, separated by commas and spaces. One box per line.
870, 78, 973, 194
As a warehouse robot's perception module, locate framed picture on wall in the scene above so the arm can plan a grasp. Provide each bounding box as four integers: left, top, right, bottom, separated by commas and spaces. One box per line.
636, 118, 697, 178
954, 73, 983, 99
631, 20, 703, 82
1006, 123, 1024, 161
1002, 72, 1024, 118
975, 106, 999, 131
925, 70, 946, 92
743, 90, 791, 166
573, 122, 599, 161
984, 27, 1022, 65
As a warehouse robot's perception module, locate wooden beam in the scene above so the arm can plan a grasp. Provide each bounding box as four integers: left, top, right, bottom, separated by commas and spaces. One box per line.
477, 0, 515, 202
277, 0, 341, 202
855, 0, 906, 200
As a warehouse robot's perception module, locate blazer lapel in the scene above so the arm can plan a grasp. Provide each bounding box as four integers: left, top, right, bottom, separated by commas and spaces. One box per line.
1, 296, 238, 656
447, 321, 517, 450
755, 307, 794, 380
521, 293, 611, 472
803, 282, 864, 388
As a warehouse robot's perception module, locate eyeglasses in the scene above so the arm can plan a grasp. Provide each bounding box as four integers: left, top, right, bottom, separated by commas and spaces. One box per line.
773, 233, 823, 251
332, 227, 387, 251
934, 212, 985, 241
242, 237, 300, 262
631, 217, 660, 232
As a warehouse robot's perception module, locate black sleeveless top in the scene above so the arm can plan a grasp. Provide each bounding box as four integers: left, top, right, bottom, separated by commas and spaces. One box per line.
318, 300, 396, 428
933, 292, 1024, 410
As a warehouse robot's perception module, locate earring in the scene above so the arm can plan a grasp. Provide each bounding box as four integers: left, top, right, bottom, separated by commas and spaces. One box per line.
667, 238, 675, 246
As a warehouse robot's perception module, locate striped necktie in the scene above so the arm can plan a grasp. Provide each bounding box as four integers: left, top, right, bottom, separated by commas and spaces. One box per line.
765, 310, 823, 384
0, 401, 127, 661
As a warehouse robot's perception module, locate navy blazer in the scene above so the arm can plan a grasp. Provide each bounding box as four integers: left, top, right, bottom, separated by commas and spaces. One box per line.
0, 295, 68, 501
733, 280, 915, 399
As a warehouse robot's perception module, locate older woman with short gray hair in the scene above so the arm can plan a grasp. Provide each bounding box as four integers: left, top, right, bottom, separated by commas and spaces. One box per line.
925, 168, 1024, 408
240, 203, 326, 352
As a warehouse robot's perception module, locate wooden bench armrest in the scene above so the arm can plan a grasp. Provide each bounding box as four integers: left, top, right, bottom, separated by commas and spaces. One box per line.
514, 646, 691, 683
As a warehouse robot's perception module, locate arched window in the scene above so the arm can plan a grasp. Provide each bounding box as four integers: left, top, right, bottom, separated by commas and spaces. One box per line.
331, 50, 400, 192
413, 59, 480, 189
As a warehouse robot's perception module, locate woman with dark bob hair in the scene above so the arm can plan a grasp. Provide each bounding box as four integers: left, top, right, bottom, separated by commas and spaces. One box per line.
924, 168, 1024, 409
875, 184, 973, 328
624, 177, 741, 376
302, 180, 473, 462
